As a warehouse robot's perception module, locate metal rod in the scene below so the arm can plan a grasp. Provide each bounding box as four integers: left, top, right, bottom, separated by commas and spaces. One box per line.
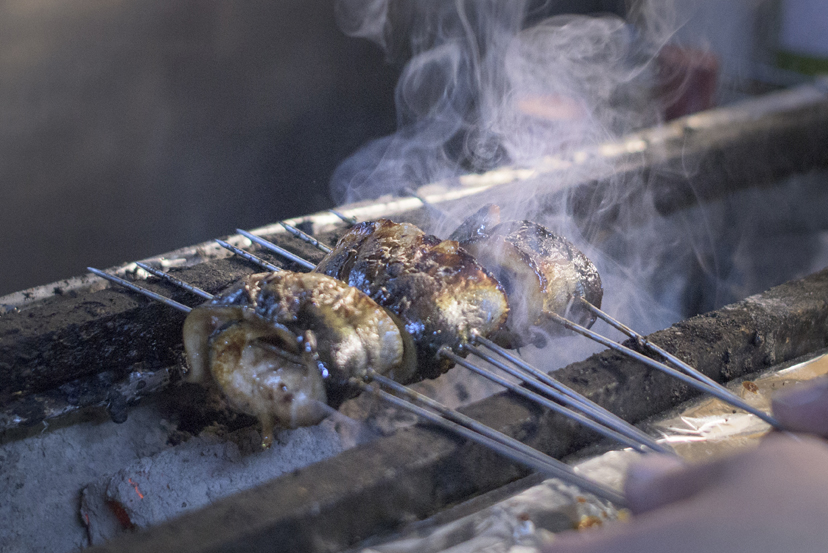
439, 348, 659, 454
402, 187, 445, 219
578, 299, 782, 429
579, 298, 748, 398
464, 339, 674, 456
87, 267, 192, 313
236, 229, 317, 271
548, 312, 784, 430
135, 262, 214, 300
362, 373, 627, 506
215, 239, 282, 272
279, 222, 333, 254
328, 209, 358, 225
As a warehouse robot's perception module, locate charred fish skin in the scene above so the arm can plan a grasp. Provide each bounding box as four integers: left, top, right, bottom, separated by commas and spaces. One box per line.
182, 272, 413, 440
314, 219, 510, 380
459, 220, 603, 348
448, 203, 502, 243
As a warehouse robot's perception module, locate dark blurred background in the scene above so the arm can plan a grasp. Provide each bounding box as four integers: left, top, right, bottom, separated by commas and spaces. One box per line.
0, 0, 633, 297
17, 0, 818, 298
0, 1, 403, 296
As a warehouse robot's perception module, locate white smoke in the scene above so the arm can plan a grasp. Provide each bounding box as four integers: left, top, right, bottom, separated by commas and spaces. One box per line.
329, 1, 692, 368
331, 0, 679, 205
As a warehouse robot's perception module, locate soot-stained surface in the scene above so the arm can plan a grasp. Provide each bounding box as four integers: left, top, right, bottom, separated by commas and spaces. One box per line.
0, 228, 344, 422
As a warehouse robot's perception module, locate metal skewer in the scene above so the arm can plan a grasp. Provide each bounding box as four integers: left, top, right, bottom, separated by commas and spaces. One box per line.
438, 347, 666, 455
215, 239, 282, 272
236, 229, 317, 271
578, 298, 750, 395
462, 336, 674, 455
360, 372, 627, 506
548, 312, 783, 429
328, 209, 358, 225
135, 262, 213, 300
402, 187, 445, 219
87, 267, 192, 313
279, 222, 333, 254
88, 266, 627, 507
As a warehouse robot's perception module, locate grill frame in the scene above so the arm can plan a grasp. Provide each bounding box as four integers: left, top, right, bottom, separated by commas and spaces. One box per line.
2, 80, 828, 550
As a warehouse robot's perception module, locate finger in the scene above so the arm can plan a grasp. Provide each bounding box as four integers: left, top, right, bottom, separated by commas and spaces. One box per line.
624, 454, 728, 514
772, 377, 828, 438
623, 454, 684, 512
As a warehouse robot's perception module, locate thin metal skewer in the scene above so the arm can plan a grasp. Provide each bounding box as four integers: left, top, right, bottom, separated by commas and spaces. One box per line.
236, 229, 317, 271
279, 222, 333, 254
439, 348, 664, 455
135, 262, 213, 300
463, 337, 674, 455
215, 239, 282, 272
548, 312, 783, 429
87, 267, 192, 313
579, 298, 746, 395
402, 187, 445, 219
361, 373, 627, 506
328, 209, 358, 225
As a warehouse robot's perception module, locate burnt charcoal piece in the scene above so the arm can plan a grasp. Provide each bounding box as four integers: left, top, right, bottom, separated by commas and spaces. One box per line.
105, 391, 129, 424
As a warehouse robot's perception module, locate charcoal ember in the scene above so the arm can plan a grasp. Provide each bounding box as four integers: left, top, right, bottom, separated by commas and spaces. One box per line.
80, 421, 352, 544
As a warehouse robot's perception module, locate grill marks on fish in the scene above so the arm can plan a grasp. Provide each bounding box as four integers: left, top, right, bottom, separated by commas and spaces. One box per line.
454, 206, 603, 348
314, 220, 510, 379
182, 272, 414, 444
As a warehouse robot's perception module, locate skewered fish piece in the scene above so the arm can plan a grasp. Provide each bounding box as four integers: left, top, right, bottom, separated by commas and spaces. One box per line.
454, 206, 603, 348
90, 267, 632, 506
314, 219, 510, 379
182, 271, 416, 444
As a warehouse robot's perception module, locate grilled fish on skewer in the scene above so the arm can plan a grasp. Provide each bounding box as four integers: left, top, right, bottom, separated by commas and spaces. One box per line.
453, 207, 602, 348
89, 265, 632, 506
313, 219, 510, 379
182, 271, 415, 444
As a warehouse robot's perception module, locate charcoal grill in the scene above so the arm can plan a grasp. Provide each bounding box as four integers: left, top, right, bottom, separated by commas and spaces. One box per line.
2, 80, 828, 553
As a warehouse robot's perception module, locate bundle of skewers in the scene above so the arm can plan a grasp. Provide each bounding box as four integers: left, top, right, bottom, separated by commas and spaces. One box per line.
89, 203, 781, 506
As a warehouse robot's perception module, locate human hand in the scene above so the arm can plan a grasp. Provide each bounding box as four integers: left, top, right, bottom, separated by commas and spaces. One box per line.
772, 376, 828, 438
545, 434, 828, 552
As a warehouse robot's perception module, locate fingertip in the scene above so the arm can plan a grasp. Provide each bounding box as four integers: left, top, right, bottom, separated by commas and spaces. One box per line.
772, 377, 828, 438
626, 455, 685, 489
624, 454, 685, 513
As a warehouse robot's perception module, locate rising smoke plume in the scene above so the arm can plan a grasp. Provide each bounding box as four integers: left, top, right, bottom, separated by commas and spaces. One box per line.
331, 0, 677, 205
331, 0, 689, 367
